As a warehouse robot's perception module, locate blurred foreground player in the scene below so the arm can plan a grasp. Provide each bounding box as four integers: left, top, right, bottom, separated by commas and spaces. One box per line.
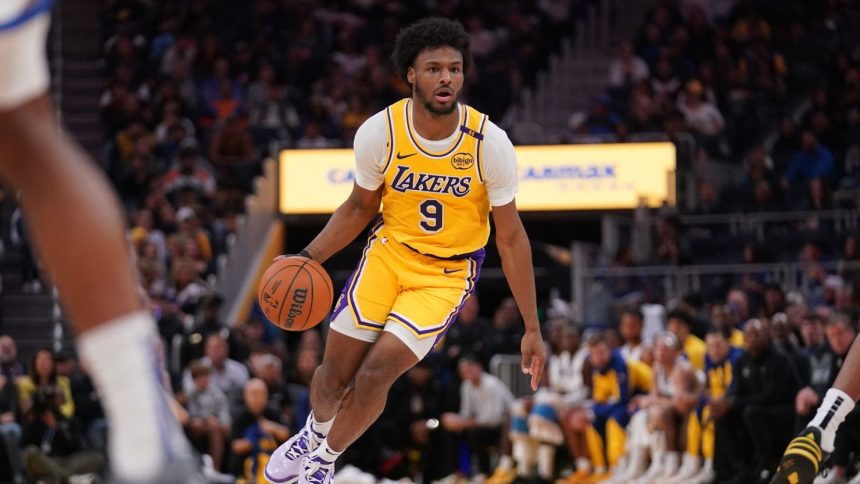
265, 17, 546, 484
0, 1, 200, 482
773, 337, 860, 483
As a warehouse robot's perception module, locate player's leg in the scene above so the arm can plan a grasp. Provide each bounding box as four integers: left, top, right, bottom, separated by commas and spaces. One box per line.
264, 320, 374, 483
0, 6, 196, 482
772, 336, 860, 484
0, 96, 197, 482
309, 330, 372, 421
267, 229, 393, 483
301, 331, 418, 482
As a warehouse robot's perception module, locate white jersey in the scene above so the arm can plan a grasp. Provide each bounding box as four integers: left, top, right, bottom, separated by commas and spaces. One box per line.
352, 106, 520, 207
0, 0, 52, 109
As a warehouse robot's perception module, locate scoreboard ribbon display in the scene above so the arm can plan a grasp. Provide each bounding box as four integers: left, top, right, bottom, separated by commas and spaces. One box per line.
279, 142, 676, 214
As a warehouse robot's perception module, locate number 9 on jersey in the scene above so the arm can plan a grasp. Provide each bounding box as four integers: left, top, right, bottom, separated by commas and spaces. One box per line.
419, 200, 443, 232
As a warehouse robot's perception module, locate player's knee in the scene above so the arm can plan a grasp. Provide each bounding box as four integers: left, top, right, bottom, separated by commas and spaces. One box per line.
316, 361, 351, 395
354, 364, 396, 396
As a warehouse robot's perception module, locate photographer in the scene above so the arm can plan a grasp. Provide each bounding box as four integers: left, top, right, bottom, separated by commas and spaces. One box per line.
21, 385, 103, 481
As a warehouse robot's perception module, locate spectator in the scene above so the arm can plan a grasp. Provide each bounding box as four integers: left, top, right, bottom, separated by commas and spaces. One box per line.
251, 354, 293, 429
382, 360, 453, 482
654, 215, 689, 265
185, 296, 241, 360
618, 307, 652, 363
678, 80, 725, 152
608, 41, 650, 91
295, 122, 336, 149
693, 180, 725, 214
0, 336, 24, 379
443, 296, 491, 367
117, 154, 158, 210
772, 117, 802, 173
169, 257, 210, 310
183, 334, 249, 399
679, 293, 712, 339
581, 96, 622, 135
666, 309, 707, 371
500, 323, 588, 483
710, 319, 798, 483
694, 327, 743, 484
0, 356, 22, 483
200, 58, 244, 122
209, 114, 257, 180
486, 297, 525, 357
784, 131, 835, 187
114, 119, 155, 164
230, 379, 289, 482
17, 349, 74, 420
651, 58, 682, 104
622, 332, 701, 481
186, 360, 232, 472
441, 355, 513, 477
161, 139, 216, 198
562, 334, 651, 481
21, 385, 104, 482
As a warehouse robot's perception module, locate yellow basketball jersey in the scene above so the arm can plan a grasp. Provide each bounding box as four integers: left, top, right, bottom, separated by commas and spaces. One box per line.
380, 98, 491, 258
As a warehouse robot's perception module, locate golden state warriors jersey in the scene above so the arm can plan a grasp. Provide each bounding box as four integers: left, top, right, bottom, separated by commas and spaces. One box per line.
705, 347, 743, 398
380, 99, 490, 258
591, 352, 652, 404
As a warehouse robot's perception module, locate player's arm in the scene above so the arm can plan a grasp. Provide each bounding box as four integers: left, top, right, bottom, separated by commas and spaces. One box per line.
301, 111, 387, 263
493, 200, 546, 391
302, 183, 382, 263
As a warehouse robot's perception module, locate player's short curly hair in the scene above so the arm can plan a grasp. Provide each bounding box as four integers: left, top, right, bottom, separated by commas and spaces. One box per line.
391, 17, 472, 87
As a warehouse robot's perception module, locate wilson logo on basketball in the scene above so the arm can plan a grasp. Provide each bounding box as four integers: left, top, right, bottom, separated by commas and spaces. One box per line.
451, 152, 474, 170
284, 288, 308, 328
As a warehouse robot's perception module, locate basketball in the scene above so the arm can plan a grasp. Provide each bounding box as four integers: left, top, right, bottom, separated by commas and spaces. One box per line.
258, 255, 334, 331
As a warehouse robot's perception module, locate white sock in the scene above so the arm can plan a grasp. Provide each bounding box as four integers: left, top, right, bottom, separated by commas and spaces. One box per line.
309, 412, 334, 445
537, 444, 555, 479
498, 454, 514, 472
511, 439, 530, 476
313, 438, 343, 465
576, 457, 591, 473
809, 388, 856, 452
77, 311, 184, 481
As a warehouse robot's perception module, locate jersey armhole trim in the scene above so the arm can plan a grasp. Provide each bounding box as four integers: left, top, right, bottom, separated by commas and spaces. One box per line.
0, 0, 53, 32
380, 106, 396, 175
475, 114, 489, 184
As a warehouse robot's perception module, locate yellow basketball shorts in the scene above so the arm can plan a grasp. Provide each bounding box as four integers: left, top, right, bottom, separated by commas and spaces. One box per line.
329, 221, 484, 358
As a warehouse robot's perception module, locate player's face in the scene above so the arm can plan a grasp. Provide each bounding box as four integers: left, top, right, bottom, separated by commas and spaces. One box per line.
826, 322, 856, 356
800, 319, 824, 347
588, 343, 611, 369
408, 46, 464, 116
705, 333, 729, 362
619, 314, 642, 342
654, 338, 678, 367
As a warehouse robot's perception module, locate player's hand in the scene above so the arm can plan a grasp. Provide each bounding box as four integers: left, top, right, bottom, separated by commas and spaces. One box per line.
796, 386, 819, 415
273, 249, 313, 263
521, 328, 546, 392
709, 397, 731, 418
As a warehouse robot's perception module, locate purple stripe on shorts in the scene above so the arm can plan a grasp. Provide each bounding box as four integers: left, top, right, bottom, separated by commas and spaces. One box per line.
432, 248, 485, 347
337, 220, 385, 330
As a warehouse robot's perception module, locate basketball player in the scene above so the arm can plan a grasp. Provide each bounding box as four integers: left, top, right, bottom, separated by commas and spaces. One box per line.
0, 1, 200, 482
265, 18, 546, 484
773, 340, 860, 483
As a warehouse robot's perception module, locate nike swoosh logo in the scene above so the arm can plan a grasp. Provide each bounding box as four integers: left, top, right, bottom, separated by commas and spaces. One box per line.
396, 152, 417, 159
443, 268, 462, 274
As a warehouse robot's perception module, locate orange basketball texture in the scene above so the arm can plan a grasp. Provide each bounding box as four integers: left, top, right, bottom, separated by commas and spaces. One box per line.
258, 256, 334, 331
